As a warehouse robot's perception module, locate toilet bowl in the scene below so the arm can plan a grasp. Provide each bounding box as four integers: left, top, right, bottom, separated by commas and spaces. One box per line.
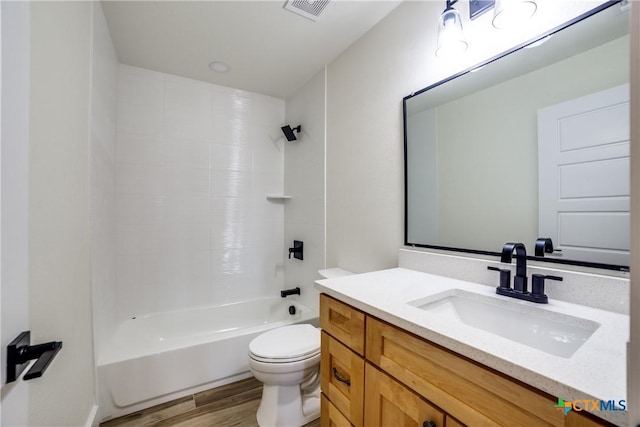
248, 324, 321, 427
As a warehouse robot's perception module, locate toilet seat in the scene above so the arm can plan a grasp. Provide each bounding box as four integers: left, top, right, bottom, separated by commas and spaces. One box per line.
250, 349, 320, 364
249, 324, 320, 363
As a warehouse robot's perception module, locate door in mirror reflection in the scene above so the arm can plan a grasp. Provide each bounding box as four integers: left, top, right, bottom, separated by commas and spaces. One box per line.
538, 84, 630, 266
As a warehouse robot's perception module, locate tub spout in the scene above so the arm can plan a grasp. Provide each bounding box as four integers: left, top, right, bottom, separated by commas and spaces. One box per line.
281, 287, 301, 298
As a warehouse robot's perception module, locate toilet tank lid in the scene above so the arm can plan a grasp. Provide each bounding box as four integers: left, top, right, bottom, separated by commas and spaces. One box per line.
249, 324, 320, 360
318, 268, 354, 279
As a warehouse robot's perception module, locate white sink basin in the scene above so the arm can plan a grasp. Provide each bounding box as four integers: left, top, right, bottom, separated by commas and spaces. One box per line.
408, 289, 600, 358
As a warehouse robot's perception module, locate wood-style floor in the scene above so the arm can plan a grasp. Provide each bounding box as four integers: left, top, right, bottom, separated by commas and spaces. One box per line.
99, 377, 321, 427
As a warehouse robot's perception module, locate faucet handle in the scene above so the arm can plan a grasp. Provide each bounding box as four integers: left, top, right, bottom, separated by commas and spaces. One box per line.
487, 266, 511, 289
531, 274, 563, 303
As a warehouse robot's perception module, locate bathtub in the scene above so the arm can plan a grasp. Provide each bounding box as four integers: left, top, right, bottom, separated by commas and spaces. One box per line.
97, 297, 317, 422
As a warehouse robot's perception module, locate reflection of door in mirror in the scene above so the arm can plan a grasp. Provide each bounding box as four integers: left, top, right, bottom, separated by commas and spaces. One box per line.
538, 84, 630, 266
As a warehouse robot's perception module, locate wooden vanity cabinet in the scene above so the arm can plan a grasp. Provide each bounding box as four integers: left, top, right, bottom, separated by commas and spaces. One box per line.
319, 294, 612, 427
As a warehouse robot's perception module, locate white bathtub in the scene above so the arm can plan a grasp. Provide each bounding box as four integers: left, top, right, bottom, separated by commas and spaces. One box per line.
97, 297, 317, 422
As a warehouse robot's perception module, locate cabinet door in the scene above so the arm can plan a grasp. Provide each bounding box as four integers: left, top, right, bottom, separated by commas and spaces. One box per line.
321, 331, 364, 426
364, 363, 445, 427
322, 394, 353, 427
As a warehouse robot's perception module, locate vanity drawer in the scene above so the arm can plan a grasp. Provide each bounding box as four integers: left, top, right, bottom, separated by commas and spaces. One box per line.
366, 316, 565, 427
321, 331, 364, 427
320, 294, 365, 355
364, 363, 445, 427
321, 394, 353, 427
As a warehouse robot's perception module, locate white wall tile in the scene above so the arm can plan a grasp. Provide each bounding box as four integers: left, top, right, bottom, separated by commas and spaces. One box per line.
162, 250, 211, 292
211, 244, 254, 277
117, 100, 163, 138
116, 222, 164, 255
117, 132, 165, 166
117, 164, 166, 196
210, 144, 252, 172
253, 169, 284, 196
165, 80, 212, 113
165, 106, 212, 141
211, 197, 252, 225
285, 196, 324, 226
211, 221, 252, 252
166, 139, 210, 168
165, 196, 210, 224
210, 170, 252, 198
163, 223, 211, 255
116, 194, 165, 224
118, 67, 164, 107
164, 166, 210, 197
212, 89, 253, 146
115, 65, 285, 317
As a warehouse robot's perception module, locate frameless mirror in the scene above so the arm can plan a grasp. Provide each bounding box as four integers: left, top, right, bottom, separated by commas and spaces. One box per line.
404, 2, 630, 270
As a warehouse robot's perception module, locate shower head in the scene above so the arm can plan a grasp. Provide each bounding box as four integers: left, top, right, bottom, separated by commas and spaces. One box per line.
281, 125, 302, 141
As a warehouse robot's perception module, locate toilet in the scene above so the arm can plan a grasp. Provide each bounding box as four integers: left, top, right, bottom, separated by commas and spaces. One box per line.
248, 324, 321, 427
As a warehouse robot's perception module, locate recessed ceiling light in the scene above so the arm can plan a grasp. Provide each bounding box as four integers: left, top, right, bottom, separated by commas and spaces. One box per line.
208, 61, 230, 73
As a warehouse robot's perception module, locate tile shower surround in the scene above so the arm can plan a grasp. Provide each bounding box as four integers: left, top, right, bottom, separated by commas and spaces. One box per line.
115, 65, 286, 320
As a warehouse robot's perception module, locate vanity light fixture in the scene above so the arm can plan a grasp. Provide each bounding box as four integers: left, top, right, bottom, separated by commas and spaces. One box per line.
492, 0, 537, 29
436, 0, 468, 58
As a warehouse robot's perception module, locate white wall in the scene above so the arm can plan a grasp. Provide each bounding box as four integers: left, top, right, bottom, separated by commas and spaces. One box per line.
284, 69, 326, 312
326, 0, 613, 273
90, 1, 119, 362
115, 65, 285, 319
28, 2, 96, 425
0, 2, 30, 425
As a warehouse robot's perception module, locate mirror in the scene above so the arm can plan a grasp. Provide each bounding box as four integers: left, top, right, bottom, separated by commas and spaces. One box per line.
404, 2, 630, 270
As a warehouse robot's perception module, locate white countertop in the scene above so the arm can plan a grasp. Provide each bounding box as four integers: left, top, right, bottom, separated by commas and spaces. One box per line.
315, 267, 629, 426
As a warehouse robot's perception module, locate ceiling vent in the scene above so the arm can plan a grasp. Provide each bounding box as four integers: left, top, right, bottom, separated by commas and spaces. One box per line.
284, 0, 330, 22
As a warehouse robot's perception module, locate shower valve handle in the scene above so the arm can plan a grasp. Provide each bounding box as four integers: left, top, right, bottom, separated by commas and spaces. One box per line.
288, 240, 303, 260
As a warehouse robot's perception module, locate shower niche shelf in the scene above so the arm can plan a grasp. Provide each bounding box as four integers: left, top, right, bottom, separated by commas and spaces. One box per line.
266, 195, 292, 201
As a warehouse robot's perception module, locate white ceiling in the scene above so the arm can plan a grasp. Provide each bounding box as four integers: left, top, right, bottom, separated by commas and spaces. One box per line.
101, 0, 402, 99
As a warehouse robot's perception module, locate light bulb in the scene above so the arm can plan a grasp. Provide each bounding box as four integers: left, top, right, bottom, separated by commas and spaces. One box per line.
436, 7, 468, 58
492, 0, 537, 29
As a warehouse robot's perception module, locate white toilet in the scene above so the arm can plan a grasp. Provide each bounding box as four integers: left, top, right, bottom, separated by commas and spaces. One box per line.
248, 324, 321, 427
